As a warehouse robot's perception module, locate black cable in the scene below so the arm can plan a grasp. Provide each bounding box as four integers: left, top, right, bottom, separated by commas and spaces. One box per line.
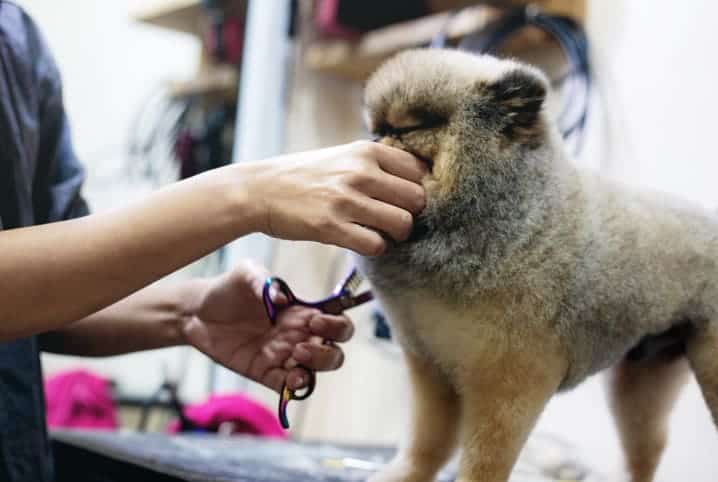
126, 89, 193, 185
432, 6, 591, 155
429, 8, 462, 49
463, 6, 591, 154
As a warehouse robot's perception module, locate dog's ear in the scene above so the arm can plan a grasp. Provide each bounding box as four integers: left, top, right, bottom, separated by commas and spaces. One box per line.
489, 69, 547, 127
483, 69, 547, 145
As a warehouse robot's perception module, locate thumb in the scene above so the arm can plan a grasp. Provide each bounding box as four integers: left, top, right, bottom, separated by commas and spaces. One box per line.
236, 259, 289, 306
233, 259, 271, 297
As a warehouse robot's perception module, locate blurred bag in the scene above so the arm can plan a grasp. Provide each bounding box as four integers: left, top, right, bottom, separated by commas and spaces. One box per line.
167, 393, 287, 439
45, 369, 118, 430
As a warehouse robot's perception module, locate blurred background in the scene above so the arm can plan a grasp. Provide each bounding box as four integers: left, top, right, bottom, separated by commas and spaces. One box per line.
21, 0, 718, 480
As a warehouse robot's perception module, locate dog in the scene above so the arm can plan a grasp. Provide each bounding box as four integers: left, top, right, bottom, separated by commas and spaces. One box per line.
357, 48, 718, 482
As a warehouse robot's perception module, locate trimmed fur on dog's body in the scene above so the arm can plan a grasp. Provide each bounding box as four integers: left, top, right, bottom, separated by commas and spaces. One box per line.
358, 49, 718, 482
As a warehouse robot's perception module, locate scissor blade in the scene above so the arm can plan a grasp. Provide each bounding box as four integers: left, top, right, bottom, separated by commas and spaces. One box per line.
314, 297, 348, 315
351, 291, 373, 307
315, 290, 374, 315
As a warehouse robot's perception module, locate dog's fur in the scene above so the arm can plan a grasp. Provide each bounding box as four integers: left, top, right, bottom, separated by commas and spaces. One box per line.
357, 48, 718, 482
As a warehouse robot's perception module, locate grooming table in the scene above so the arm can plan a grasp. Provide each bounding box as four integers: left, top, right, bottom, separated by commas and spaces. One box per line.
51, 430, 603, 482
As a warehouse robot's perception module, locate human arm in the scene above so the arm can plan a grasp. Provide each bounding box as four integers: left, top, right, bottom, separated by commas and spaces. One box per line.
40, 260, 352, 392
2, 141, 424, 342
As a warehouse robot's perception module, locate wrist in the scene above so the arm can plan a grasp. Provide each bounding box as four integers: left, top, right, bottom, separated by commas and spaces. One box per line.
213, 162, 269, 237
178, 162, 267, 243
173, 278, 211, 345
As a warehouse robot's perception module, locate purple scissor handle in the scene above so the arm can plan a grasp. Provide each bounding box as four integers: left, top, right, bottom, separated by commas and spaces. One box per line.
262, 268, 373, 429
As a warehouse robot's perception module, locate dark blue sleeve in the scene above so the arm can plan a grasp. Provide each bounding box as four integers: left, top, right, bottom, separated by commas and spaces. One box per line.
8, 3, 92, 223
33, 87, 90, 223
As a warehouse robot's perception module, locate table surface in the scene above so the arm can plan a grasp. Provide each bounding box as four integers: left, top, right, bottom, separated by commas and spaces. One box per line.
51, 430, 604, 482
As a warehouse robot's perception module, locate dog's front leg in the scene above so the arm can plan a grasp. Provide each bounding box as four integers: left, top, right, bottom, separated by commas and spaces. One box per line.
455, 334, 566, 482
369, 349, 460, 482
687, 321, 718, 428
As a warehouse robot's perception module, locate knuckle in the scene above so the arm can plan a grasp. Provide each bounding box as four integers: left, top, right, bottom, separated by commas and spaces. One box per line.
312, 214, 336, 234
357, 157, 378, 176
343, 172, 365, 189
330, 187, 356, 213
354, 139, 377, 156
357, 143, 383, 164
355, 169, 380, 189
349, 198, 371, 220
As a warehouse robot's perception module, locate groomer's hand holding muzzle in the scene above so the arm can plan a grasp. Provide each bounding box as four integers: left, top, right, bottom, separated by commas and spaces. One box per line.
235, 141, 427, 257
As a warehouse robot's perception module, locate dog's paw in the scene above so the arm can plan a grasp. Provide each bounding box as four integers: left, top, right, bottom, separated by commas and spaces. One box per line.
367, 459, 436, 482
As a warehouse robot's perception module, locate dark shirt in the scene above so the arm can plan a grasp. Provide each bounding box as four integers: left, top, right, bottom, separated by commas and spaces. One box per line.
0, 2, 89, 480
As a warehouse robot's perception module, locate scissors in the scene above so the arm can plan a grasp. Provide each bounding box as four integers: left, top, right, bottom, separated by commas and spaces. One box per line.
262, 267, 373, 429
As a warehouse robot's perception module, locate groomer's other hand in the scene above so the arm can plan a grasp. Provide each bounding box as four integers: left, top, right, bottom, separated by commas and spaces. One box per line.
182, 260, 354, 393
237, 141, 427, 256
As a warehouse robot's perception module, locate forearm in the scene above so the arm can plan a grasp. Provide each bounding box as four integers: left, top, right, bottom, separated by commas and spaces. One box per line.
0, 165, 255, 341
1, 141, 427, 342
39, 278, 207, 357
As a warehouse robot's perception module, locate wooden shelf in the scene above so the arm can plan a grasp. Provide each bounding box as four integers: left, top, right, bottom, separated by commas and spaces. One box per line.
426, 0, 585, 19
169, 64, 239, 98
130, 0, 246, 99
305, 0, 586, 81
131, 0, 203, 36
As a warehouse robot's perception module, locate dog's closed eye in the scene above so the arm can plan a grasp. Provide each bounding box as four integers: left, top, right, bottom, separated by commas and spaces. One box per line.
377, 113, 446, 138
379, 124, 428, 137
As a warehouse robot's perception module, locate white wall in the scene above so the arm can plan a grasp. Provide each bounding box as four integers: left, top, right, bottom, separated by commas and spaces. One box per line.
20, 1, 198, 184
536, 1, 718, 481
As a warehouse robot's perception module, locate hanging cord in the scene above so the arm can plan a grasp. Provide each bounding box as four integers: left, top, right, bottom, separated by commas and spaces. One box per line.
429, 8, 464, 49
431, 5, 591, 155
460, 6, 590, 154
126, 88, 193, 186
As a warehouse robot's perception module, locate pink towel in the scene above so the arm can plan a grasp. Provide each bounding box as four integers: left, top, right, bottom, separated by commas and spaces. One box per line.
45, 369, 118, 430
168, 393, 287, 439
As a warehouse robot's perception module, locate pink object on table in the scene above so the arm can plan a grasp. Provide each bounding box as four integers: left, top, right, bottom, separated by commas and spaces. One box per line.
45, 369, 118, 430
167, 393, 287, 439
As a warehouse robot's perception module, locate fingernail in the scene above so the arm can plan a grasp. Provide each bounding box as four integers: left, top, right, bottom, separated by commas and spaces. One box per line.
294, 346, 312, 363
